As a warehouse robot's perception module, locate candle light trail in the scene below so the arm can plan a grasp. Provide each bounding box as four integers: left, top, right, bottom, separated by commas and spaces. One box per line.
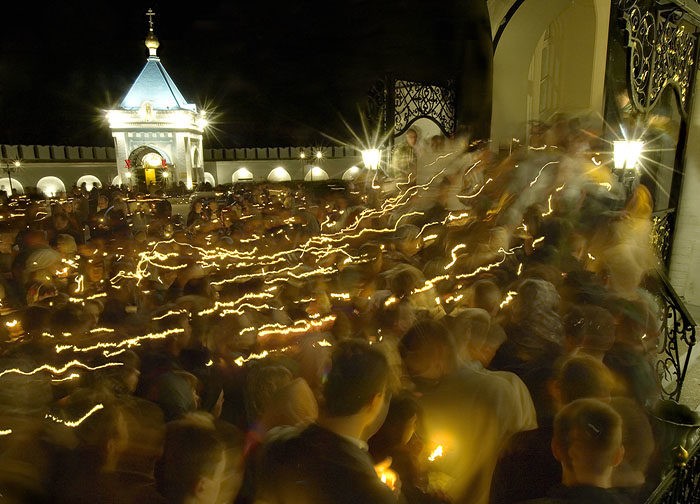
45, 403, 105, 428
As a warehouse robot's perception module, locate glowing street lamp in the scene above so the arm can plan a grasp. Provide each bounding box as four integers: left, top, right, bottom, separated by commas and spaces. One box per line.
362, 149, 382, 171
613, 140, 643, 171
613, 140, 643, 192
3, 160, 21, 195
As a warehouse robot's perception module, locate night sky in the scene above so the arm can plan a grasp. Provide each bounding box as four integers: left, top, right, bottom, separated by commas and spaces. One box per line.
0, 0, 491, 148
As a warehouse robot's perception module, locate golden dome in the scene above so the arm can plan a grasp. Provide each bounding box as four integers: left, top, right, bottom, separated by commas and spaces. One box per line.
145, 31, 160, 55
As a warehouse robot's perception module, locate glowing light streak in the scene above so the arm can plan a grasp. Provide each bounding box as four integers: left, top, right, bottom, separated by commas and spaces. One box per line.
457, 178, 493, 199
257, 315, 336, 339
517, 263, 523, 276
0, 360, 122, 378
541, 195, 554, 217
384, 296, 398, 307
500, 291, 518, 309
531, 237, 545, 248
234, 350, 269, 366
528, 161, 560, 187
444, 244, 467, 270
587, 253, 596, 261
445, 294, 463, 304
5, 320, 18, 328
45, 403, 104, 428
455, 255, 508, 280
152, 309, 188, 320
0, 429, 12, 436
89, 327, 114, 334
51, 373, 80, 383
447, 212, 470, 222
55, 328, 184, 354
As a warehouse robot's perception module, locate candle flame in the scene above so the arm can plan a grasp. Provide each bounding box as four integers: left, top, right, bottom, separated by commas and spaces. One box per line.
428, 445, 444, 462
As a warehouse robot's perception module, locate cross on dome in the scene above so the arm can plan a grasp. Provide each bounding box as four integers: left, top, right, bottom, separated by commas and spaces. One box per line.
146, 8, 155, 31
145, 8, 160, 57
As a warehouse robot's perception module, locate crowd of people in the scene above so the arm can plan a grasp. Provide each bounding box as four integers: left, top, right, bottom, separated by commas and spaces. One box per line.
0, 116, 679, 503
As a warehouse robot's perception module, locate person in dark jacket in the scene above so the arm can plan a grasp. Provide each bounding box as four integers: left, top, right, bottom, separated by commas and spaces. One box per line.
521, 398, 629, 504
255, 339, 397, 504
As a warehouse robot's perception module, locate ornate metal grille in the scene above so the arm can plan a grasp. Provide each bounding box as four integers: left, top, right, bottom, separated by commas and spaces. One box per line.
617, 0, 698, 117
645, 270, 697, 402
366, 77, 457, 139
366, 79, 389, 135
393, 79, 456, 137
652, 208, 676, 267
646, 438, 700, 503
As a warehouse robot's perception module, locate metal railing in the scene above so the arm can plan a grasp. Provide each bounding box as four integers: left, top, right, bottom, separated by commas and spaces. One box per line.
645, 437, 700, 503
643, 269, 697, 402
642, 206, 699, 502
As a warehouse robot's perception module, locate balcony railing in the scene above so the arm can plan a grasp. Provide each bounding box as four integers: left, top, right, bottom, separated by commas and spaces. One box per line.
645, 436, 700, 503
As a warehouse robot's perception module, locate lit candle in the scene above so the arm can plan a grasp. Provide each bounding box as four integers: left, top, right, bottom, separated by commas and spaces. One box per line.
428, 445, 444, 462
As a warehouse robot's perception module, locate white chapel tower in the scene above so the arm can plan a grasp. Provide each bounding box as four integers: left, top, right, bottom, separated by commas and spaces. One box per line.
107, 8, 207, 189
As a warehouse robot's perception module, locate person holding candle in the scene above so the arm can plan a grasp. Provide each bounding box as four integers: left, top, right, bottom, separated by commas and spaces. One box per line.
254, 339, 398, 504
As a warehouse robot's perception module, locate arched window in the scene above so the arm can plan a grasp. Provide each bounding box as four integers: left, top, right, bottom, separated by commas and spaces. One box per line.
268, 166, 292, 182
76, 175, 102, 191
342, 166, 363, 181
0, 178, 24, 194
304, 166, 329, 181
204, 172, 216, 187
37, 176, 67, 197
232, 167, 254, 183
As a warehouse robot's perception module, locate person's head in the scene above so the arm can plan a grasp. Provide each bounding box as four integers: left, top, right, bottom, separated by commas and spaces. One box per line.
609, 396, 654, 488
552, 398, 624, 488
52, 212, 70, 231
97, 195, 109, 210
554, 355, 615, 407
563, 304, 616, 358
83, 257, 105, 284
406, 128, 418, 147
263, 377, 319, 430
446, 307, 505, 366
244, 363, 293, 425
399, 319, 457, 383
73, 399, 130, 471
471, 279, 502, 316
155, 419, 227, 504
322, 339, 389, 423
393, 224, 422, 257
55, 233, 78, 257
368, 391, 420, 461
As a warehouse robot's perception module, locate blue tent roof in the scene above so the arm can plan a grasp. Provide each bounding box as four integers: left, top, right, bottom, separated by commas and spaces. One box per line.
119, 56, 196, 111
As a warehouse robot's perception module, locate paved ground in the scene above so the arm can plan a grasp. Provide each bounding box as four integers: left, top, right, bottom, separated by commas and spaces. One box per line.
678, 304, 700, 411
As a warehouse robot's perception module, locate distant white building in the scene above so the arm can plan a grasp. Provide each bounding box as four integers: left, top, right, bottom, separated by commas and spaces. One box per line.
106, 9, 207, 190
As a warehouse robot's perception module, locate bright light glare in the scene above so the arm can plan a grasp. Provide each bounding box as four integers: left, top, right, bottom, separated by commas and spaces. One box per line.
613, 140, 643, 170
362, 149, 381, 170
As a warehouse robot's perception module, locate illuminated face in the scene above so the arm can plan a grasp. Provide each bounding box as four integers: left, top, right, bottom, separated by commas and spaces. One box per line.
85, 262, 104, 283
406, 129, 417, 147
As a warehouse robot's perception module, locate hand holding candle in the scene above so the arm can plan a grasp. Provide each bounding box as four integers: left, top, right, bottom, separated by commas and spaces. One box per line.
374, 457, 399, 492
